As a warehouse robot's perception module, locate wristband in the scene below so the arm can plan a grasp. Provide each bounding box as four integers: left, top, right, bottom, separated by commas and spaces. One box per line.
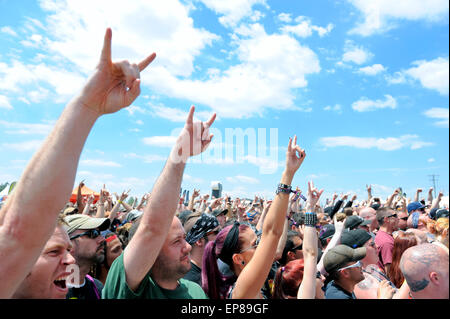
118, 200, 122, 204
304, 212, 317, 227
276, 183, 292, 195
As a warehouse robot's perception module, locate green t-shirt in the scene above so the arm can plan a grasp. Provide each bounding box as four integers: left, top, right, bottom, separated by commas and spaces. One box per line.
102, 253, 208, 299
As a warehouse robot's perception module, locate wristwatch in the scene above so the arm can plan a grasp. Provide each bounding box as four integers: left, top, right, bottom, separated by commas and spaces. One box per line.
276, 183, 292, 195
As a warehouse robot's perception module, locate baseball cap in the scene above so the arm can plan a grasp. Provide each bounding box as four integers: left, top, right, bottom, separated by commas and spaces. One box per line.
178, 210, 194, 225
340, 229, 372, 249
64, 214, 110, 235
344, 215, 371, 230
213, 208, 228, 217
436, 209, 449, 220
125, 209, 143, 223
323, 244, 366, 275
407, 201, 425, 214
319, 224, 335, 241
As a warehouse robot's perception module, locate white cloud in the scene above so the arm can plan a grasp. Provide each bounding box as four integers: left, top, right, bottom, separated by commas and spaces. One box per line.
428, 158, 435, 163
124, 153, 167, 163
404, 57, 449, 95
386, 58, 449, 95
0, 95, 13, 109
348, 0, 449, 36
142, 136, 177, 147
0, 120, 54, 135
1, 26, 17, 37
226, 175, 259, 184
359, 63, 386, 75
147, 23, 321, 119
0, 60, 85, 100
319, 134, 433, 151
281, 17, 334, 38
80, 159, 122, 167
324, 104, 342, 114
183, 174, 205, 184
342, 40, 373, 65
278, 13, 292, 23
198, 0, 268, 27
2, 140, 44, 152
352, 94, 397, 112
423, 107, 449, 127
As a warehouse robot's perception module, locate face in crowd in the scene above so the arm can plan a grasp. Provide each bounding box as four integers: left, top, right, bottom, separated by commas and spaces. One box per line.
70, 228, 106, 267
12, 225, 76, 299
153, 217, 192, 280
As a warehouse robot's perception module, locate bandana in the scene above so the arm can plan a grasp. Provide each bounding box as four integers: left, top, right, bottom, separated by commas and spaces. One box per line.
185, 213, 219, 245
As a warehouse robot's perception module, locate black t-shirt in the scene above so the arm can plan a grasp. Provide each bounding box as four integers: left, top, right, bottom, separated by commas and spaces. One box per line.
183, 262, 202, 286
324, 280, 356, 299
66, 276, 103, 299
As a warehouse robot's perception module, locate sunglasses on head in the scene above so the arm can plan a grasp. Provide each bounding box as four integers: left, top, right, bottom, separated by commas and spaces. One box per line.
70, 229, 101, 240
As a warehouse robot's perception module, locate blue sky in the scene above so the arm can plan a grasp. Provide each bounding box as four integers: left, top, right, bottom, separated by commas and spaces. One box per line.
0, 0, 448, 205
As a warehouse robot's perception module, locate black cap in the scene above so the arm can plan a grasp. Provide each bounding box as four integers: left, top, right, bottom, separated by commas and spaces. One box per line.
213, 208, 228, 217
344, 215, 371, 230
341, 229, 372, 249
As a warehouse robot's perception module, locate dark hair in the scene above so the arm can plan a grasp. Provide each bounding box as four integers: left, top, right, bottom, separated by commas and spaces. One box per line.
201, 223, 250, 299
273, 259, 304, 299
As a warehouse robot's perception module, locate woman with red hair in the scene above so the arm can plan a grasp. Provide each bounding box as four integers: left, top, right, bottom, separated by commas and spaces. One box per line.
387, 231, 417, 288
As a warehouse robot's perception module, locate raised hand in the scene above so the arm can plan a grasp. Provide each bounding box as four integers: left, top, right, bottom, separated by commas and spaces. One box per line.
170, 106, 216, 163
285, 135, 306, 175
305, 181, 324, 212
78, 28, 156, 116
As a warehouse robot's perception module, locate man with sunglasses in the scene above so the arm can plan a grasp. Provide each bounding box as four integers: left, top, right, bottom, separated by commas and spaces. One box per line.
64, 214, 110, 299
374, 207, 399, 275
323, 244, 366, 299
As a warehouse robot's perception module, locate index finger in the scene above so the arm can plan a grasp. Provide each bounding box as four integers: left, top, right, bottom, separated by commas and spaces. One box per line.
100, 28, 112, 63
138, 52, 156, 71
186, 105, 195, 125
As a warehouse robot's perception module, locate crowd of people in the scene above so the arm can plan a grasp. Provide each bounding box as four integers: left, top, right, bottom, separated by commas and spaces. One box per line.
0, 28, 448, 301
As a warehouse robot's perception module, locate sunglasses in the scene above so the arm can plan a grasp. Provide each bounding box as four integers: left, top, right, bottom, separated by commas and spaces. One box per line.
400, 217, 408, 221
387, 214, 398, 219
70, 229, 101, 240
337, 260, 362, 272
204, 229, 219, 237
239, 236, 260, 253
291, 244, 303, 251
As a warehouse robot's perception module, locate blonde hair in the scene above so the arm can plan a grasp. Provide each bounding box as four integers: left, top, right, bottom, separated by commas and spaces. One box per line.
335, 212, 346, 222
427, 217, 449, 247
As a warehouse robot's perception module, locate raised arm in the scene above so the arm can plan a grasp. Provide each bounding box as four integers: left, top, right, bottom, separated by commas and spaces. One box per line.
298, 181, 323, 299
317, 214, 345, 276
122, 106, 215, 292
0, 28, 155, 298
232, 135, 306, 299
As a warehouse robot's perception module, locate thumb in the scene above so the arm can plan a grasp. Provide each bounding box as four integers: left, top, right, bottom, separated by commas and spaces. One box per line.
124, 78, 141, 106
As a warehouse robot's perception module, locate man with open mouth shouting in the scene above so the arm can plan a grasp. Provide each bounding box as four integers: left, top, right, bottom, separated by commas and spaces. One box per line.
12, 215, 76, 299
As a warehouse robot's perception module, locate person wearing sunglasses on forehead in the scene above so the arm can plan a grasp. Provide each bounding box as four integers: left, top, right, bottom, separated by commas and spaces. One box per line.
322, 245, 367, 299
374, 207, 399, 276
64, 214, 110, 299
